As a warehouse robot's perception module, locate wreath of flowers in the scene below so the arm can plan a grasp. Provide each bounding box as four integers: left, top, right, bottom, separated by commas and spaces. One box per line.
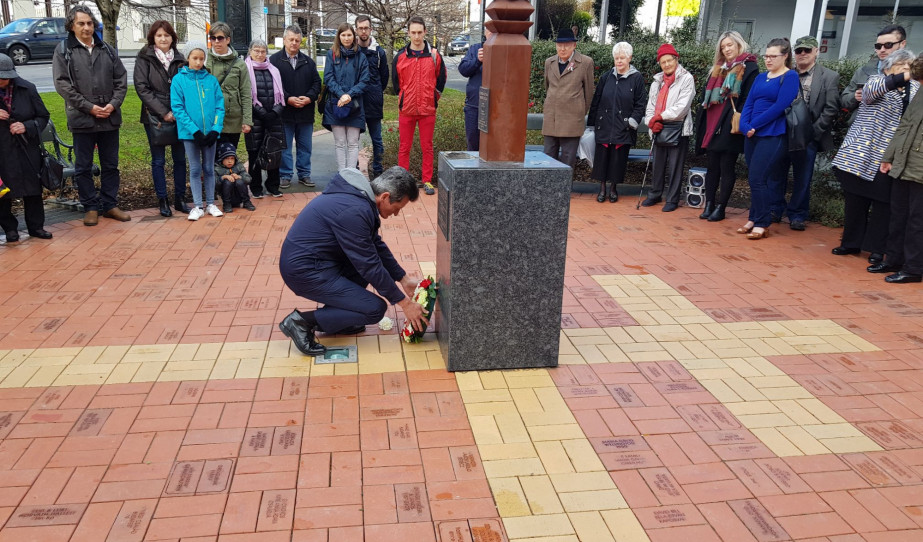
401, 276, 438, 343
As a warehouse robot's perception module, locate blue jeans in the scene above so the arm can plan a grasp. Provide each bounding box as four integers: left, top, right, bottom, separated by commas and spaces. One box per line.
366, 117, 384, 174
73, 130, 120, 212
774, 140, 817, 222
183, 141, 217, 207
144, 125, 187, 200
281, 121, 313, 180
745, 135, 788, 228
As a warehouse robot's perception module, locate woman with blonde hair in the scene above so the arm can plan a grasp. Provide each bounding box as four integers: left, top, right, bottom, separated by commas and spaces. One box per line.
694, 30, 759, 221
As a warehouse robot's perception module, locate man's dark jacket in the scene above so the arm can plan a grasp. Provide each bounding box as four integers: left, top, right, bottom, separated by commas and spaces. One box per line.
279, 170, 407, 304
458, 42, 483, 109
806, 64, 842, 151
52, 33, 127, 133
269, 50, 322, 124
359, 37, 389, 120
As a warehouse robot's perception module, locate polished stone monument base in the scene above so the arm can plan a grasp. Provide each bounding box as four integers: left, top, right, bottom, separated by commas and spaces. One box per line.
435, 150, 572, 371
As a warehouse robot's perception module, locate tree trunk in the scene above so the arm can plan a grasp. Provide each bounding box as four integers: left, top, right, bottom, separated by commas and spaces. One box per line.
94, 0, 122, 47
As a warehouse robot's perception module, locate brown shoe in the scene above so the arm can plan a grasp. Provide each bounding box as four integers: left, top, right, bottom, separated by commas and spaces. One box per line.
103, 207, 131, 222
84, 210, 99, 226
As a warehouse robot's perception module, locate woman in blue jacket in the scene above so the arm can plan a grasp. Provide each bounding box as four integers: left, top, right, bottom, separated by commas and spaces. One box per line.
323, 23, 369, 171
739, 38, 799, 239
171, 43, 225, 221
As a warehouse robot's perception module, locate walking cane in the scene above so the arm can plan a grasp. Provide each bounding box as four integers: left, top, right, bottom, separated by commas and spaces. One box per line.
635, 139, 656, 210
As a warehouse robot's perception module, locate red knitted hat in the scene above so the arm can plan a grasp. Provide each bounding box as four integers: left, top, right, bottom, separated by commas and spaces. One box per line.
657, 43, 679, 62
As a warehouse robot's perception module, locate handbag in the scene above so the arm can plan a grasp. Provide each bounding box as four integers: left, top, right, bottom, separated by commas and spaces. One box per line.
17, 134, 63, 191
784, 74, 814, 152
653, 121, 684, 147
257, 133, 285, 170
147, 112, 178, 146
730, 96, 742, 134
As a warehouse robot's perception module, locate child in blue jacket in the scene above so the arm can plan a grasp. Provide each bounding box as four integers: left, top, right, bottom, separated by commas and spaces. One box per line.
171, 43, 225, 220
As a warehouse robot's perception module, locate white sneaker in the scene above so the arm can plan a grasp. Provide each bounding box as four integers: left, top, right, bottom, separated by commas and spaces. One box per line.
188, 207, 205, 221
206, 204, 224, 217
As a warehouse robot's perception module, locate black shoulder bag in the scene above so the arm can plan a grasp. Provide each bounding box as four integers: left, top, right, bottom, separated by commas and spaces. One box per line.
784, 72, 814, 152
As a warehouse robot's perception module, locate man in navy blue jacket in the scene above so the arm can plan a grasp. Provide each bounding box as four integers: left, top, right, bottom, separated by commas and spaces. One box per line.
458, 29, 491, 151
356, 16, 390, 177
278, 167, 427, 355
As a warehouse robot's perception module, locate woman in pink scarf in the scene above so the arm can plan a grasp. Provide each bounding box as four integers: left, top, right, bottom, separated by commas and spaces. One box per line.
245, 39, 286, 198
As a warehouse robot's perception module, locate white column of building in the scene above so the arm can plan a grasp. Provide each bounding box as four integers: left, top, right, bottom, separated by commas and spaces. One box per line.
790, 0, 816, 40
815, 0, 830, 42
840, 0, 859, 58
251, 0, 267, 41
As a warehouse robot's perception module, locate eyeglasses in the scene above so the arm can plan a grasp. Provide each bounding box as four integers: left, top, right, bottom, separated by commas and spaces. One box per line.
209, 35, 228, 42
763, 54, 785, 60
794, 48, 813, 55
874, 41, 900, 50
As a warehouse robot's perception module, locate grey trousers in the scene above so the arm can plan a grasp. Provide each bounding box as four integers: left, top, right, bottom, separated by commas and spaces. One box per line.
648, 137, 688, 204
543, 136, 581, 169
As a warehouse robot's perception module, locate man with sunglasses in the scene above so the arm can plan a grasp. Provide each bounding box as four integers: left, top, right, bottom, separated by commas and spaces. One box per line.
772, 36, 840, 231
842, 25, 907, 118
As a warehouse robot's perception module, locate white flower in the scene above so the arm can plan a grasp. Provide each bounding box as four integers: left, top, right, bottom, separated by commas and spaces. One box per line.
378, 317, 393, 331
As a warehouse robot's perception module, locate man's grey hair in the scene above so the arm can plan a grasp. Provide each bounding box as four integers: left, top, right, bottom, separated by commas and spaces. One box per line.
65, 5, 99, 33
612, 41, 633, 58
210, 21, 232, 39
248, 39, 268, 52
883, 48, 916, 71
371, 167, 420, 203
284, 25, 303, 38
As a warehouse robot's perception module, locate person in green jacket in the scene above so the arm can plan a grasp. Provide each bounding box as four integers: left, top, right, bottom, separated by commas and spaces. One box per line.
878, 54, 923, 284
205, 22, 252, 147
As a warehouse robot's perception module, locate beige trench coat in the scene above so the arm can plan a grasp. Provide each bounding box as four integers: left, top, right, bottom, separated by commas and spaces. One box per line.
542, 51, 595, 138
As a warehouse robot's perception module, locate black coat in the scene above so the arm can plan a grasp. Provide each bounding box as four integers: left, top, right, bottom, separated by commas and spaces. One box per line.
52, 33, 127, 133
358, 40, 389, 120
245, 68, 286, 153
269, 50, 322, 124
694, 60, 759, 155
134, 45, 186, 124
588, 69, 647, 146
0, 78, 50, 198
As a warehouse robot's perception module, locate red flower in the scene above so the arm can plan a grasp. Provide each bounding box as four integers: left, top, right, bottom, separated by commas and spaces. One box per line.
420, 279, 432, 289
528, 101, 535, 107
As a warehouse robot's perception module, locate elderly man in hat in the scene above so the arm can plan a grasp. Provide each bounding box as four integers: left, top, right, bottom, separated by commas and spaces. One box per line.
772, 35, 841, 231
542, 28, 595, 170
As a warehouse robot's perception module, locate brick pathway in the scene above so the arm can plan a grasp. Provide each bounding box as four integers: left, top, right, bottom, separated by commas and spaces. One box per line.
1, 192, 923, 541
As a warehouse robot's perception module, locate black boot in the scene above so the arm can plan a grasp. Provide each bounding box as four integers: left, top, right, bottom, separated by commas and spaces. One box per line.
159, 197, 173, 217
609, 184, 618, 203
699, 201, 715, 219
597, 182, 607, 203
708, 204, 726, 222
279, 310, 326, 356
174, 196, 191, 214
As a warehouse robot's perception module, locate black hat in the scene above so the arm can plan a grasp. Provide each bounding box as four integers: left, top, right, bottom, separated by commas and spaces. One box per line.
217, 142, 237, 161
555, 29, 578, 43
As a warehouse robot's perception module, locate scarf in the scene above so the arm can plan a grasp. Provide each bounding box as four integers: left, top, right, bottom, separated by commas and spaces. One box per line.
245, 56, 285, 108
654, 72, 676, 117
0, 84, 11, 113
702, 53, 757, 106
154, 47, 174, 72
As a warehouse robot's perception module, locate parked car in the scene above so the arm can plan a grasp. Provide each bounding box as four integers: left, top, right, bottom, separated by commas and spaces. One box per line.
448, 35, 470, 56
0, 17, 67, 65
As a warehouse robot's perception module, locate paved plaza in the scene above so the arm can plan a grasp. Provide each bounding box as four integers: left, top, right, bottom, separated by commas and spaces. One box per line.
0, 190, 922, 541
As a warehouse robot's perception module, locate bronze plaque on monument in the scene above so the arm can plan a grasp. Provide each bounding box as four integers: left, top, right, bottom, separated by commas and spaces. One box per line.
477, 87, 490, 133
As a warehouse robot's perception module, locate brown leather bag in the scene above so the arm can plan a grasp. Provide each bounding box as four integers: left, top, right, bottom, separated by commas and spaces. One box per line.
730, 96, 741, 134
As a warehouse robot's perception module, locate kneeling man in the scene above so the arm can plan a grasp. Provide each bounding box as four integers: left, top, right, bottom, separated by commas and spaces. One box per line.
279, 167, 428, 355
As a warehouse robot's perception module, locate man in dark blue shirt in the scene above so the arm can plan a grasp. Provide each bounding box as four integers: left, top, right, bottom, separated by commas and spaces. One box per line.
278, 167, 427, 355
458, 29, 492, 151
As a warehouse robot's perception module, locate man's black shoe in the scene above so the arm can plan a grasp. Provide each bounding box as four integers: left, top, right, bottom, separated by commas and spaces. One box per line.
662, 202, 678, 212
4, 230, 19, 242
832, 246, 860, 256
868, 253, 884, 264
868, 262, 900, 273
336, 325, 366, 335
641, 196, 661, 207
790, 220, 806, 231
279, 310, 326, 356
28, 229, 52, 239
886, 271, 923, 283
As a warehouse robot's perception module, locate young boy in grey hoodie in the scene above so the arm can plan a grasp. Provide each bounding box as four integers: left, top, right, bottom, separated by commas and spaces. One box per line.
215, 142, 256, 212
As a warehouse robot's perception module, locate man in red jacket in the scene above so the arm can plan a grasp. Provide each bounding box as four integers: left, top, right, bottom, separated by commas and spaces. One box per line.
392, 16, 447, 195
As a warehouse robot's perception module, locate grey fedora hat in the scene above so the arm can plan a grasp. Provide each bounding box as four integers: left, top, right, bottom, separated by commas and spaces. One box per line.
0, 53, 17, 79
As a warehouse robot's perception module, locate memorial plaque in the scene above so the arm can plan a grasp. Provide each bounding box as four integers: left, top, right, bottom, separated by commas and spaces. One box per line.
107, 500, 154, 542
438, 521, 474, 542
590, 436, 649, 453
608, 385, 642, 407
659, 361, 693, 381
385, 373, 409, 394
6, 504, 87, 527
675, 405, 719, 432
477, 87, 489, 133
197, 459, 234, 493
843, 453, 898, 486
652, 508, 688, 525
438, 184, 451, 241
816, 374, 857, 396
370, 407, 406, 419
395, 483, 431, 522
0, 411, 24, 440
885, 421, 923, 446
703, 404, 743, 430
271, 427, 302, 456
281, 377, 308, 399
654, 381, 705, 394
754, 459, 812, 494
241, 427, 273, 456
389, 419, 418, 449
34, 387, 69, 410
715, 443, 775, 462
469, 518, 506, 542
600, 451, 662, 471
164, 460, 205, 495
70, 408, 112, 436
174, 381, 203, 404
699, 430, 757, 445
868, 452, 923, 485
638, 363, 671, 383
257, 489, 295, 531
795, 376, 832, 396
858, 423, 903, 449
727, 461, 785, 497
727, 499, 790, 542
641, 469, 687, 505
451, 446, 485, 480
559, 385, 608, 398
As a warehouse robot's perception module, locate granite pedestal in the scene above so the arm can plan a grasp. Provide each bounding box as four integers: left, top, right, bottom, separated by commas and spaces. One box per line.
436, 150, 572, 371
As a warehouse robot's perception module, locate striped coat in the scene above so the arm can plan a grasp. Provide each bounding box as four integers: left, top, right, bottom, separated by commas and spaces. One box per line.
832, 74, 919, 181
